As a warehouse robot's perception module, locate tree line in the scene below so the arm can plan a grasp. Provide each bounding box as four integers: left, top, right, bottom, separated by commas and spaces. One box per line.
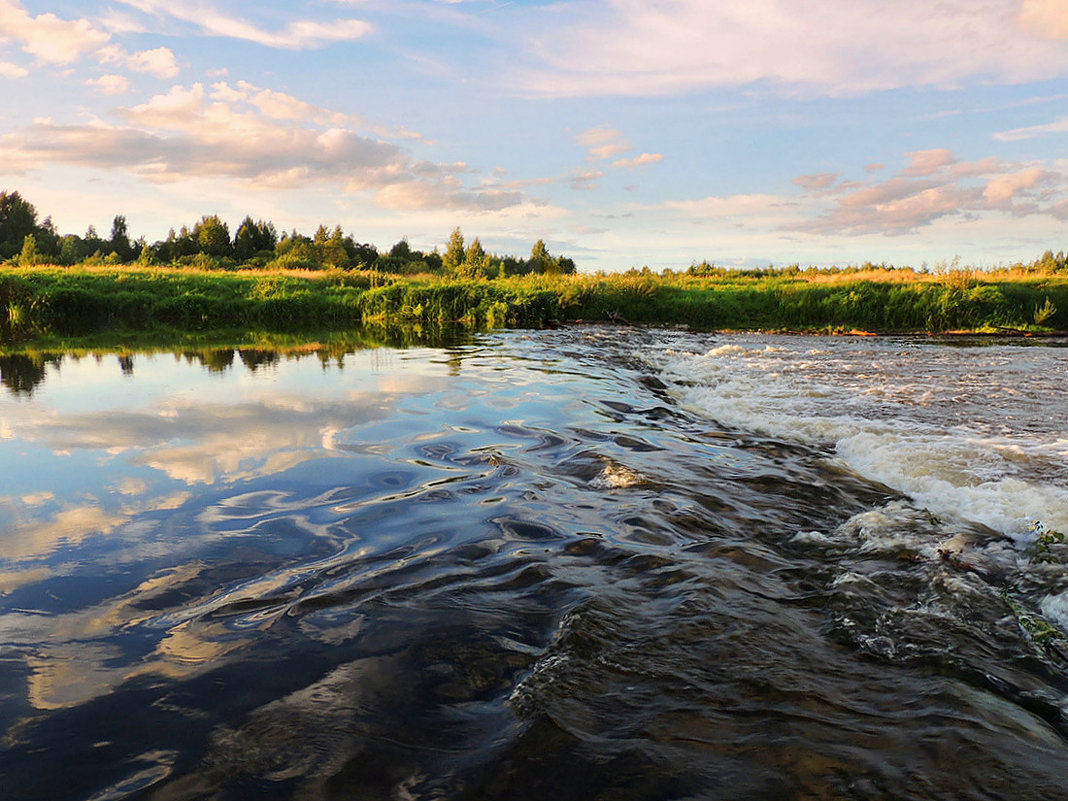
0, 190, 577, 277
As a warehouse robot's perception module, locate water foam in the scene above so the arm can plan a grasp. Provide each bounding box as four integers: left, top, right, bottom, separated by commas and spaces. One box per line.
646, 336, 1068, 542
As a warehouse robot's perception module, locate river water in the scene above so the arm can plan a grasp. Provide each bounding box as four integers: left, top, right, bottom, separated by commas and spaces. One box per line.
1, 329, 1067, 800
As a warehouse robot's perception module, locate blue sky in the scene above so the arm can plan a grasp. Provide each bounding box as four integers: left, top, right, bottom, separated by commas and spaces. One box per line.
2, 0, 1067, 271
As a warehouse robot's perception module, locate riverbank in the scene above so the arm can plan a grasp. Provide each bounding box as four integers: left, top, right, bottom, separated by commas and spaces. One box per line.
2, 265, 1066, 341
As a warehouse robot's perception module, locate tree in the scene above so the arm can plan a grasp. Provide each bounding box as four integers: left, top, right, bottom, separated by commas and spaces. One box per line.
233, 216, 278, 261
460, 237, 491, 279
84, 225, 106, 259
17, 234, 39, 266
0, 191, 39, 259
529, 239, 553, 274
193, 215, 231, 257
390, 238, 412, 259
34, 216, 60, 261
442, 227, 465, 274
349, 242, 378, 268
136, 240, 154, 266
109, 215, 134, 262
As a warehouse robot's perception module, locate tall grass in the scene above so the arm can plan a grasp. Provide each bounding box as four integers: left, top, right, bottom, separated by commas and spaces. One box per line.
2, 265, 1066, 341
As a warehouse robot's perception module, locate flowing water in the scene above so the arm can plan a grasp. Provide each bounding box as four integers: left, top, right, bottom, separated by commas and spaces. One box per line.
1, 329, 1068, 800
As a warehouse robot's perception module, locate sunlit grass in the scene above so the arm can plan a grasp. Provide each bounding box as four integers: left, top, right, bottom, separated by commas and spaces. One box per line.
2, 262, 1067, 342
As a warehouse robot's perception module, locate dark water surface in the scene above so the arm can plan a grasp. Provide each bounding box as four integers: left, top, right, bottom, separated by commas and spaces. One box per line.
2, 329, 1067, 800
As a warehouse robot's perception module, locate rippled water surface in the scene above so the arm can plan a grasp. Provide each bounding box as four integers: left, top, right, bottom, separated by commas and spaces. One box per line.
2, 330, 1068, 800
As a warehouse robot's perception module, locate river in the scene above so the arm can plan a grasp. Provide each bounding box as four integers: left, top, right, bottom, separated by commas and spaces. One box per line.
1, 329, 1067, 800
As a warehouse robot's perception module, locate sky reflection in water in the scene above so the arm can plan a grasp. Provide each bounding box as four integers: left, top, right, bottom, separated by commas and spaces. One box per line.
3, 333, 1068, 801
0, 344, 470, 711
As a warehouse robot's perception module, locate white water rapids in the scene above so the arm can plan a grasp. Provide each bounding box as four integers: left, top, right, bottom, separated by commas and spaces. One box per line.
644, 334, 1068, 544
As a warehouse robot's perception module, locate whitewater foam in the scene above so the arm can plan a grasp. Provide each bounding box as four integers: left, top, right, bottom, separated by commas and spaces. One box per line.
644, 335, 1068, 542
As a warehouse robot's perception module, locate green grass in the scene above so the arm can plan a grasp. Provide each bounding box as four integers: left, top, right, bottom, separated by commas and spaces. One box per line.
3, 265, 1067, 343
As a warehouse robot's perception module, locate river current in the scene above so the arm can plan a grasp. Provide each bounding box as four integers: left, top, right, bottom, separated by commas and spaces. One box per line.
1, 329, 1067, 800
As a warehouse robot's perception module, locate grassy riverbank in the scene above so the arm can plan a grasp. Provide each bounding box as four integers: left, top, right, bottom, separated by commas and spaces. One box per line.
2, 264, 1067, 341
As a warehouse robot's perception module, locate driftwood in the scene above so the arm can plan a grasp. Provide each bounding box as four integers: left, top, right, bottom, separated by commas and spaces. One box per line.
603, 309, 635, 326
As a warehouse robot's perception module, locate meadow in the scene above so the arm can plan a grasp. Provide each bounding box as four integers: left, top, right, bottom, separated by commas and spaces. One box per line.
1, 261, 1067, 345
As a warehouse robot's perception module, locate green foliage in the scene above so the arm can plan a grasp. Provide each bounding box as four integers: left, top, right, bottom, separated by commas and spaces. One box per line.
17, 234, 40, 267
1005, 595, 1066, 645
193, 215, 231, 258
1034, 296, 1058, 326
0, 191, 39, 260
442, 227, 465, 275
1029, 521, 1066, 564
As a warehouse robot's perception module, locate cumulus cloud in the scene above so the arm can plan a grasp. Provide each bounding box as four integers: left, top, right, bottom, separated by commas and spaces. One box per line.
0, 0, 111, 65
97, 44, 181, 79
983, 167, 1055, 206
128, 46, 181, 78
115, 0, 372, 49
86, 74, 132, 95
793, 151, 1068, 234
0, 81, 522, 212
612, 152, 662, 169
518, 0, 1068, 97
901, 148, 956, 177
0, 2, 178, 79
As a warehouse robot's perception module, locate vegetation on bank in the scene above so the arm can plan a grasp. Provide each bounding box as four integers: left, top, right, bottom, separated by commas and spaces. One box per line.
2, 263, 1067, 341
2, 187, 1067, 339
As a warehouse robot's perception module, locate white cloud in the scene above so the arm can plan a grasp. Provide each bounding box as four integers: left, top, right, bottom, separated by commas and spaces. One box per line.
611, 152, 662, 169
116, 0, 372, 49
518, 0, 1068, 97
0, 59, 28, 77
0, 81, 523, 213
128, 47, 180, 78
0, 0, 111, 65
995, 116, 1068, 141
577, 126, 629, 160
87, 74, 132, 95
97, 44, 181, 79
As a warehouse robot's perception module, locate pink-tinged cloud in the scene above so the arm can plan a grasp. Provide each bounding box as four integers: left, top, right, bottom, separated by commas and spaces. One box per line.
983, 167, 1054, 206
901, 148, 955, 177
801, 182, 982, 234
612, 152, 662, 169
97, 45, 180, 78
1019, 0, 1068, 40
86, 74, 132, 95
0, 82, 524, 213
793, 172, 841, 191
577, 126, 629, 160
518, 0, 1068, 97
0, 60, 29, 77
796, 153, 1068, 234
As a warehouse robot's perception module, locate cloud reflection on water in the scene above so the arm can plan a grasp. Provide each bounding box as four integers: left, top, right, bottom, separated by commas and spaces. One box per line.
0, 346, 461, 713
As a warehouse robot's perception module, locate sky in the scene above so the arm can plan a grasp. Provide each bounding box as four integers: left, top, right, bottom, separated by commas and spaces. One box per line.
1, 0, 1067, 272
